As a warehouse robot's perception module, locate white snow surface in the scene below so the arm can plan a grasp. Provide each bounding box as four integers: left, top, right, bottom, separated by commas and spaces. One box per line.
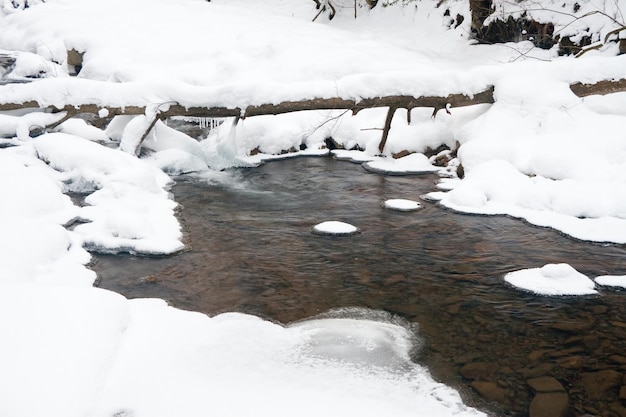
313, 220, 361, 235
504, 263, 598, 296
384, 199, 422, 211
595, 275, 626, 289
1, 0, 626, 416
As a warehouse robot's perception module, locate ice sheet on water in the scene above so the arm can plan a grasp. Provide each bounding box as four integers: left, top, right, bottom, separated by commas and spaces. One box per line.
290, 307, 419, 369
91, 303, 485, 417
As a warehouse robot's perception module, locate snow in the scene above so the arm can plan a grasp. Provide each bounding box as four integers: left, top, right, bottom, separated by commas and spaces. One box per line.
384, 199, 422, 211
1, 0, 626, 415
595, 275, 626, 289
312, 220, 361, 235
504, 263, 598, 296
364, 152, 441, 175
32, 133, 184, 255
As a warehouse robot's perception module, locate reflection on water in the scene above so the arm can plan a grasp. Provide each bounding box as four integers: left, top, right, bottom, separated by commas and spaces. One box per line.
93, 156, 626, 417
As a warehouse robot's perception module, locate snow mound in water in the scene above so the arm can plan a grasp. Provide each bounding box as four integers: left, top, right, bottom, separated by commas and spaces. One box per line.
312, 221, 360, 235
384, 199, 422, 211
504, 263, 597, 296
363, 153, 440, 175
595, 275, 626, 289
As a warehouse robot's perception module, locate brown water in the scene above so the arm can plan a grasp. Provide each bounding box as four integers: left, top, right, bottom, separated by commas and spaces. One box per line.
93, 156, 626, 417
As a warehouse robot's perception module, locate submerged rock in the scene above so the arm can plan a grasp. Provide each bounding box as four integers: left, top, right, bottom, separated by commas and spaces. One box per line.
471, 381, 508, 403
581, 370, 623, 400
527, 376, 565, 393
529, 392, 569, 417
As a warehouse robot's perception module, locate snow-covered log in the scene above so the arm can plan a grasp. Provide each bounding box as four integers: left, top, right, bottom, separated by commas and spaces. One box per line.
569, 78, 626, 97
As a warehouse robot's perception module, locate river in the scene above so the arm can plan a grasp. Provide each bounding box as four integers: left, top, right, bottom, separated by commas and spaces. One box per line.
93, 155, 626, 417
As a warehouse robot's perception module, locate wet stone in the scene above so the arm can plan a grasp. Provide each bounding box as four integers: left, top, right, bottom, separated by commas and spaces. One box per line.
547, 347, 585, 357
549, 317, 596, 332
528, 349, 550, 362
453, 352, 483, 365
446, 303, 462, 315
557, 355, 583, 369
610, 355, 626, 365
583, 335, 600, 350
611, 401, 626, 417
460, 361, 498, 379
471, 380, 508, 403
529, 392, 569, 417
521, 363, 555, 378
581, 369, 623, 400
527, 376, 566, 392
589, 305, 609, 314
563, 336, 583, 345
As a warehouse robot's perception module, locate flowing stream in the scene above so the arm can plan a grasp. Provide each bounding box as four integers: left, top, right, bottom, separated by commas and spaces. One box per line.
93, 155, 626, 417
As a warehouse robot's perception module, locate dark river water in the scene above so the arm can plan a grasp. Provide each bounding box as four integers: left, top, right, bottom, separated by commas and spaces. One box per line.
93, 155, 626, 417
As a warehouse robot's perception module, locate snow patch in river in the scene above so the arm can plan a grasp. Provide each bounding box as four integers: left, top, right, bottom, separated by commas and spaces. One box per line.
595, 275, 626, 289
384, 199, 422, 211
312, 221, 360, 236
504, 263, 598, 296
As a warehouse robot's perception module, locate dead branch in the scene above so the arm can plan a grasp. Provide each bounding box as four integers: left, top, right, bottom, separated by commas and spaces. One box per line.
575, 25, 626, 57
378, 106, 398, 154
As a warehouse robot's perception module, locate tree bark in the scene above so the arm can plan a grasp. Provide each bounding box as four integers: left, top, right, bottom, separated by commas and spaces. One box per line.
569, 78, 626, 97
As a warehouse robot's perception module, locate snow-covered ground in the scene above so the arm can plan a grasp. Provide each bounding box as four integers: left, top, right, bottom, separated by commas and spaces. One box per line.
1, 0, 626, 415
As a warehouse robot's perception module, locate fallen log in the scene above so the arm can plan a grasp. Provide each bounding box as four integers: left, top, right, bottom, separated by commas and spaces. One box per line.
569, 78, 626, 97
1, 87, 495, 152
1, 77, 625, 153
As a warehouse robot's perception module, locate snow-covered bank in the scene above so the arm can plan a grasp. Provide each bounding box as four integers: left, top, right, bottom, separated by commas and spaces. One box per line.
0, 285, 486, 417
1, 0, 626, 415
0, 132, 489, 417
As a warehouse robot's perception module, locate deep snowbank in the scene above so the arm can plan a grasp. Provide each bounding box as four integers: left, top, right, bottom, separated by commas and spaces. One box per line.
1, 1, 626, 416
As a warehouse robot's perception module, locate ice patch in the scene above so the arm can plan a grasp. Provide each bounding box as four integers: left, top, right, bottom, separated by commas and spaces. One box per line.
504, 263, 598, 296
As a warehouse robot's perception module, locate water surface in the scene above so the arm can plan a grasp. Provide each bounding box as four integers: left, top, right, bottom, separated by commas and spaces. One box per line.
94, 156, 626, 416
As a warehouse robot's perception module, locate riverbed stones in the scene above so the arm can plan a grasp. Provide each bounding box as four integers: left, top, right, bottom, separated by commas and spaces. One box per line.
610, 355, 626, 365
529, 392, 569, 417
557, 355, 583, 369
549, 316, 596, 331
581, 369, 623, 400
611, 401, 626, 417
521, 363, 554, 378
460, 361, 498, 379
471, 381, 508, 403
527, 376, 566, 393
